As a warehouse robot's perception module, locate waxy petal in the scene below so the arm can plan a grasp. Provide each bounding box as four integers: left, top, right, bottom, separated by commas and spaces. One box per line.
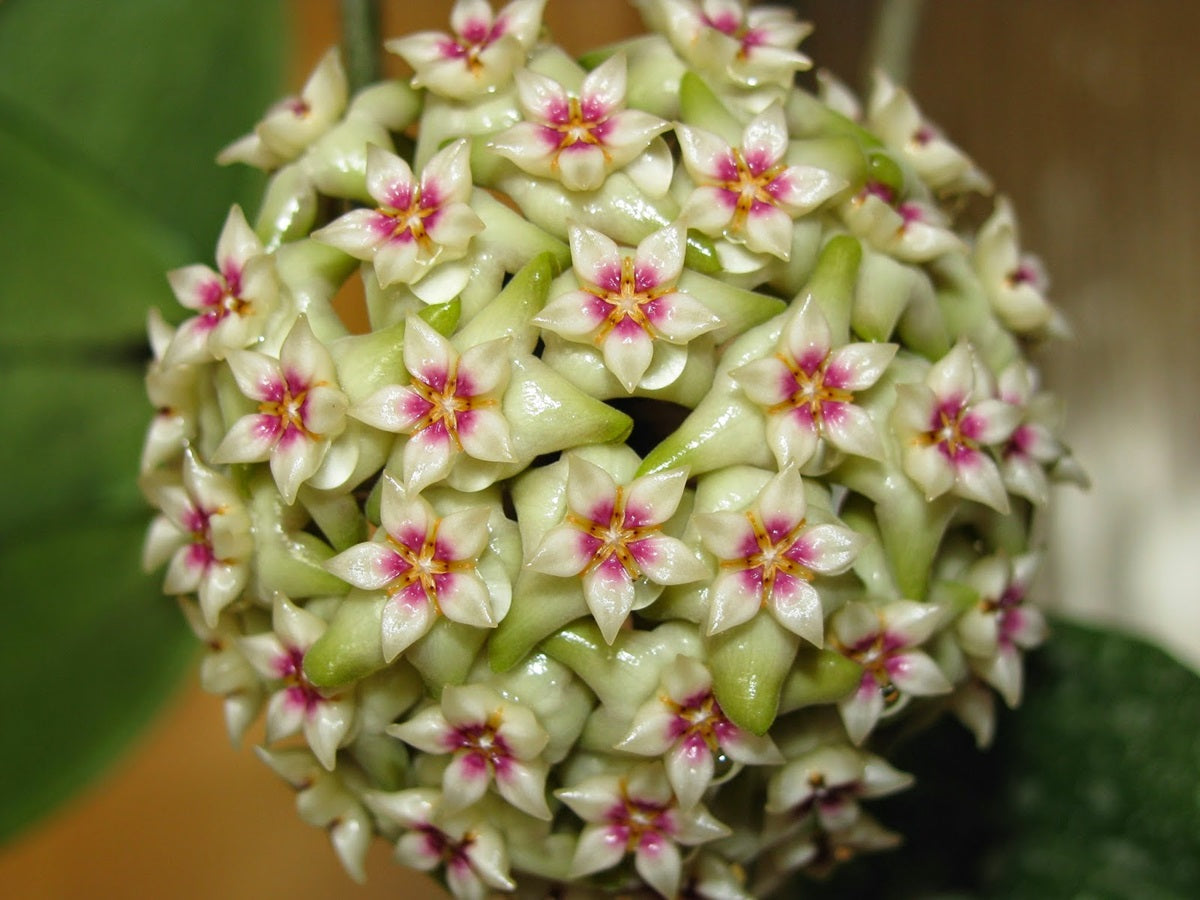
381, 591, 437, 661
495, 758, 552, 820
707, 570, 763, 636
570, 823, 629, 878
887, 650, 952, 696
665, 735, 716, 812
527, 524, 596, 577
602, 324, 655, 391
630, 534, 708, 585
324, 542, 406, 591
767, 576, 825, 646
582, 563, 637, 643
437, 571, 497, 628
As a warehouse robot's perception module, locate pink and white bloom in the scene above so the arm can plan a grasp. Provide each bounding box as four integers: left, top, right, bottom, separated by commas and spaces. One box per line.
831, 600, 952, 744
678, 105, 845, 259
364, 788, 515, 900
323, 475, 504, 661
840, 181, 964, 262
312, 141, 484, 296
892, 340, 1021, 513
213, 317, 348, 505
973, 196, 1055, 333
763, 743, 911, 835
866, 71, 992, 196
178, 598, 264, 745
351, 316, 514, 492
527, 457, 707, 643
558, 762, 729, 899
617, 654, 783, 811
535, 224, 721, 391
218, 48, 348, 169
142, 448, 253, 627
956, 553, 1047, 707
162, 205, 278, 365
388, 684, 552, 820
641, 0, 813, 89
240, 595, 355, 770
997, 361, 1066, 505
386, 0, 545, 100
693, 467, 863, 645
141, 309, 198, 472
488, 54, 671, 192
732, 300, 896, 468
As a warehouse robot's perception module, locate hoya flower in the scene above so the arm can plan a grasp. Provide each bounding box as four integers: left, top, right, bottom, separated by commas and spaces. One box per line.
312, 141, 484, 298
352, 316, 514, 492
535, 224, 721, 392
142, 448, 253, 627
866, 71, 993, 196
892, 340, 1020, 513
162, 205, 278, 365
831, 600, 952, 745
997, 361, 1066, 505
141, 309, 198, 472
840, 182, 964, 263
218, 48, 348, 169
558, 762, 730, 899
240, 595, 356, 770
617, 654, 783, 811
641, 0, 813, 89
678, 105, 846, 259
527, 456, 707, 643
488, 54, 671, 192
956, 553, 1048, 707
178, 599, 263, 745
324, 475, 505, 661
973, 196, 1055, 332
389, 684, 551, 819
213, 317, 349, 505
731, 300, 896, 468
364, 788, 515, 900
259, 747, 374, 882
693, 467, 863, 645
763, 744, 912, 834
386, 0, 545, 100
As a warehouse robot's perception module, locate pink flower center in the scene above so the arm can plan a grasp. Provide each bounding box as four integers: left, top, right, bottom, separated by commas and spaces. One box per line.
405, 359, 499, 453
586, 255, 673, 344
566, 485, 660, 583
544, 95, 613, 157
723, 511, 816, 601
377, 182, 442, 250
450, 714, 513, 774
258, 372, 319, 441
769, 349, 854, 428
383, 517, 476, 613
712, 147, 788, 232
838, 628, 906, 707
924, 398, 980, 462
668, 689, 736, 755
606, 790, 674, 852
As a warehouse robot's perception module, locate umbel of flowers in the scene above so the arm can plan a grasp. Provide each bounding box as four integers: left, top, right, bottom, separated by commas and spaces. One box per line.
140, 1, 1082, 896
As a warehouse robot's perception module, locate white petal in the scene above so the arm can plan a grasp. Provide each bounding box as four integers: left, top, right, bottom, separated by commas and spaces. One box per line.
767, 575, 825, 646
306, 696, 354, 770
558, 145, 609, 192
755, 467, 808, 528
582, 562, 636, 643
565, 455, 618, 520
827, 342, 897, 391
694, 511, 756, 562
580, 53, 627, 117
402, 426, 456, 491
352, 384, 424, 432
270, 432, 327, 505
601, 324, 654, 391
645, 291, 721, 344
680, 186, 737, 236
421, 138, 474, 205
740, 105, 788, 171
324, 542, 404, 590
903, 443, 956, 500
793, 523, 862, 575
458, 408, 515, 464
441, 753, 492, 813
365, 143, 416, 208
823, 402, 884, 460
707, 570, 762, 636
617, 706, 679, 756
311, 208, 389, 261
225, 348, 282, 402
743, 205, 795, 259
630, 535, 708, 585
513, 66, 569, 121
626, 467, 690, 527
167, 263, 222, 312
677, 124, 736, 183
374, 239, 423, 288
731, 357, 792, 406
387, 704, 451, 754
839, 677, 885, 745
887, 650, 952, 696
437, 572, 497, 628
665, 736, 715, 811
212, 413, 279, 464
380, 590, 437, 661
495, 758, 552, 820
635, 835, 683, 899
635, 224, 686, 288
927, 341, 976, 402
527, 524, 595, 576
954, 452, 1011, 513
570, 824, 628, 878
534, 289, 608, 339
770, 164, 846, 214
215, 204, 263, 269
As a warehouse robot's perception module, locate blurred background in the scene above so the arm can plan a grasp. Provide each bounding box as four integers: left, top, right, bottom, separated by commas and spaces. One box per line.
1, 1, 1196, 897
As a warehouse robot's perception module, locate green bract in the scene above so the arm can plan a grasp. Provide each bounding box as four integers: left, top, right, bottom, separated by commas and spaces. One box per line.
139, 1, 1080, 896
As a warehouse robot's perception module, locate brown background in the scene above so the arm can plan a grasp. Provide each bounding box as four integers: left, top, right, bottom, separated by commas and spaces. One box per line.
2, 1, 1197, 897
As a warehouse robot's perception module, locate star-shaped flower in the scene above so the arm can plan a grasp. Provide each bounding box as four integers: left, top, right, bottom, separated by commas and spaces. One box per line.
218, 48, 349, 170
892, 340, 1021, 513
323, 474, 504, 661
527, 456, 707, 643
364, 788, 516, 900
386, 0, 546, 100
732, 300, 896, 468
142, 447, 253, 627
642, 0, 813, 89
488, 54, 671, 192
389, 684, 552, 820
840, 181, 964, 262
997, 360, 1067, 505
312, 141, 484, 298
763, 743, 911, 835
866, 71, 993, 197
240, 595, 356, 770
534, 224, 721, 392
213, 316, 349, 505
351, 316, 515, 492
973, 196, 1055, 333
678, 104, 845, 259
616, 654, 783, 811
558, 762, 729, 899
956, 552, 1047, 707
831, 600, 951, 744
162, 204, 279, 365
693, 467, 863, 645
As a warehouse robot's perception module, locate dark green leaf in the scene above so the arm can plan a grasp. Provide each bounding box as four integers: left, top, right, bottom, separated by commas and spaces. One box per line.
794, 619, 1200, 899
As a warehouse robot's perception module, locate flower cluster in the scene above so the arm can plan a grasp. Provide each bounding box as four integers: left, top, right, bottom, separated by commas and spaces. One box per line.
141, 1, 1079, 897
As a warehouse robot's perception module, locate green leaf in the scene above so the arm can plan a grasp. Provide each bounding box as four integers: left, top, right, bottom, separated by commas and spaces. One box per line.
794, 620, 1200, 898
0, 0, 285, 842
0, 521, 194, 843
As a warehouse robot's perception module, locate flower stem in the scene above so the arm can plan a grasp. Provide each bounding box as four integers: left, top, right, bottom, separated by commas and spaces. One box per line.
865, 0, 925, 86
340, 0, 381, 95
